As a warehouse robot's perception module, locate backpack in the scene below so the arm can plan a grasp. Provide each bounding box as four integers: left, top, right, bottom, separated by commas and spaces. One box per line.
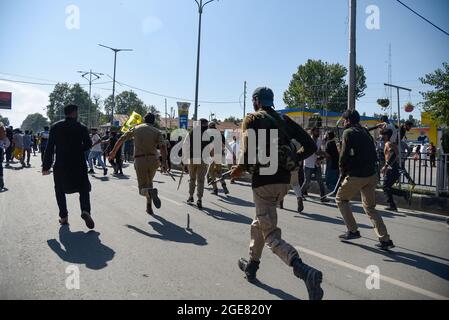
264, 113, 301, 172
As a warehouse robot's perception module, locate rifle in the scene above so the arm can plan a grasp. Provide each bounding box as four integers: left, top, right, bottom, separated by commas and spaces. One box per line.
208, 170, 232, 186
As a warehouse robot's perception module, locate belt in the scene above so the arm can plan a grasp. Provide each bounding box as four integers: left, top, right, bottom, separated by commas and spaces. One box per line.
134, 154, 154, 159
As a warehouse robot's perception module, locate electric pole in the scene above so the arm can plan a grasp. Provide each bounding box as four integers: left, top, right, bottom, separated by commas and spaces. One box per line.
78, 70, 103, 128
348, 0, 357, 110
98, 44, 133, 126
384, 82, 412, 177
193, 0, 217, 121
243, 81, 247, 119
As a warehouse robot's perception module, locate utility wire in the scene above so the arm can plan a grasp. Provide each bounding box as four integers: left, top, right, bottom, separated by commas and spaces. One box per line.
396, 0, 449, 37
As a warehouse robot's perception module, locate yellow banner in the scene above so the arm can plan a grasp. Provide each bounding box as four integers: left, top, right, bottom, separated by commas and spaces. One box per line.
421, 112, 438, 144
121, 111, 143, 133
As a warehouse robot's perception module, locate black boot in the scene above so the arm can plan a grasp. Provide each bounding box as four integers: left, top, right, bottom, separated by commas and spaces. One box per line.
292, 258, 324, 300
146, 203, 155, 216
196, 199, 203, 210
223, 184, 230, 195
211, 189, 218, 196
148, 188, 161, 209
0, 177, 4, 190
279, 200, 284, 209
238, 258, 260, 283
297, 197, 304, 213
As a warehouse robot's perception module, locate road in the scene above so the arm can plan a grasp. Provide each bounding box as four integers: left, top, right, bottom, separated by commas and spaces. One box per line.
1, 155, 448, 300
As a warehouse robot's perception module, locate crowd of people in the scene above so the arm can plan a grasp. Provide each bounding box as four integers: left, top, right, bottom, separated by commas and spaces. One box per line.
0, 86, 445, 300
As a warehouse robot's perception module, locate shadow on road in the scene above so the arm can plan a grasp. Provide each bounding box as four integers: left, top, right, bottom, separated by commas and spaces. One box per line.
47, 226, 115, 270
253, 280, 301, 300
91, 176, 110, 182
342, 241, 449, 281
205, 203, 253, 225
293, 212, 374, 230
111, 174, 130, 180
217, 195, 255, 208
126, 216, 207, 246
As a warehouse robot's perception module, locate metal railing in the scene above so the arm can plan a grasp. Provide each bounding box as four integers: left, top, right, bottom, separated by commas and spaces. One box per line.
437, 153, 449, 196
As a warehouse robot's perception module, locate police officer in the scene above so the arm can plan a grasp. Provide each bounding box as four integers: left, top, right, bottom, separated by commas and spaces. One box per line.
182, 119, 210, 210
109, 113, 167, 216
207, 122, 229, 196
230, 87, 324, 300
336, 110, 395, 251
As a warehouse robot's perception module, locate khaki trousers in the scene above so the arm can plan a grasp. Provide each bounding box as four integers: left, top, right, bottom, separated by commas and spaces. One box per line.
290, 169, 302, 198
189, 163, 208, 200
250, 184, 299, 266
134, 156, 159, 204
208, 162, 225, 190
336, 174, 390, 242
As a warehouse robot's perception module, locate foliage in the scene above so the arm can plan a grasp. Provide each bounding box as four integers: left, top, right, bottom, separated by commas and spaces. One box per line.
283, 59, 367, 113
419, 62, 449, 126
21, 113, 50, 133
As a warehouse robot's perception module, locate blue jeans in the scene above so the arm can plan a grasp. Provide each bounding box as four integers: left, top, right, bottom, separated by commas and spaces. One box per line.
88, 151, 106, 170
0, 148, 4, 178
301, 166, 326, 197
325, 167, 339, 192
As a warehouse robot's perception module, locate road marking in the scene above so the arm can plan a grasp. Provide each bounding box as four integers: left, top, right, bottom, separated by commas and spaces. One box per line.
295, 245, 449, 300
131, 186, 183, 206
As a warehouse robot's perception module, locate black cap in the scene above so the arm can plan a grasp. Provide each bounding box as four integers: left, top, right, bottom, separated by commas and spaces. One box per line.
253, 87, 274, 107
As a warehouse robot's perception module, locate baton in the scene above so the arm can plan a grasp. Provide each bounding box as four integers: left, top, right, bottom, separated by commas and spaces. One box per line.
167, 170, 176, 182
177, 167, 185, 191
321, 174, 345, 200
208, 170, 232, 186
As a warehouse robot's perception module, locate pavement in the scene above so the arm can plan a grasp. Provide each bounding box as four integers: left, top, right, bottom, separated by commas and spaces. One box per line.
1, 155, 448, 300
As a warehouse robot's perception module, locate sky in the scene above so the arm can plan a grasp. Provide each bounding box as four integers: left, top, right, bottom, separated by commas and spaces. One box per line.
0, 0, 448, 128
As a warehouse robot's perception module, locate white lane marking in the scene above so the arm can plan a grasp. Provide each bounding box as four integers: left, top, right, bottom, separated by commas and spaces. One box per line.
295, 245, 449, 300
131, 186, 183, 206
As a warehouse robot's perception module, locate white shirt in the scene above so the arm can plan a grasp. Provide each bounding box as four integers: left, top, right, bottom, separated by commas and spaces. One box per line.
304, 138, 322, 169
91, 134, 103, 152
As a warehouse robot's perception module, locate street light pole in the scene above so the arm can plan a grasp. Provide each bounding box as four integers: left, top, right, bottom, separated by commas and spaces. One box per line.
98, 44, 133, 126
193, 0, 217, 121
348, 0, 357, 110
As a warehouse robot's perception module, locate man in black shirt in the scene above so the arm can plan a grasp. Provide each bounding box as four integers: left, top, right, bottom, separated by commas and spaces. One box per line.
336, 110, 394, 251
43, 104, 95, 229
324, 131, 339, 192
231, 87, 324, 300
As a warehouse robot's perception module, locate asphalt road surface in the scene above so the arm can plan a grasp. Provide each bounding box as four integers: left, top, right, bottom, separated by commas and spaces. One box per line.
1, 156, 448, 300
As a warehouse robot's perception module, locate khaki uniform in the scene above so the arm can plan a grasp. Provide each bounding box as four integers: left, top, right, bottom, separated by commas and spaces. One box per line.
250, 184, 299, 265
239, 109, 317, 266
121, 123, 163, 204
189, 163, 208, 200
208, 162, 224, 190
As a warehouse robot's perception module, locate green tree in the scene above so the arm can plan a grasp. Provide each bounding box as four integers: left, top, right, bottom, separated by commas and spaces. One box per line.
283, 59, 367, 113
0, 114, 10, 126
223, 116, 243, 124
46, 83, 95, 126
419, 62, 449, 126
21, 113, 50, 133
104, 91, 149, 117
